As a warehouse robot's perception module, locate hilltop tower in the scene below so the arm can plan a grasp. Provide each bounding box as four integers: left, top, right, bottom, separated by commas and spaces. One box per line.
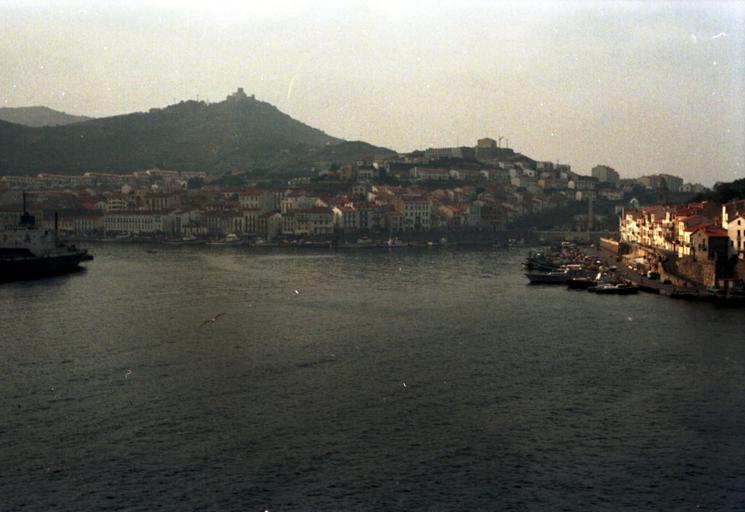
226, 87, 253, 101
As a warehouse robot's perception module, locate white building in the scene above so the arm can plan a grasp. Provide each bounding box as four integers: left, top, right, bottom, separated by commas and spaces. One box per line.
396, 195, 431, 232
104, 211, 168, 234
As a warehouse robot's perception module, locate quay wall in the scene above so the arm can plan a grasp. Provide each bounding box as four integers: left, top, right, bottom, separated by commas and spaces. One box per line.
622, 243, 715, 288
665, 256, 717, 288
533, 230, 616, 243
598, 237, 630, 255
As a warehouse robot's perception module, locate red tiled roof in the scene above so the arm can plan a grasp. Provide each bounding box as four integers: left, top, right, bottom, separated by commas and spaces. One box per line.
703, 227, 728, 237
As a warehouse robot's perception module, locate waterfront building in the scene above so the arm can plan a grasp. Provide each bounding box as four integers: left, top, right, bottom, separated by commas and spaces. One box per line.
332, 206, 360, 232
355, 202, 385, 232
690, 225, 730, 261
40, 209, 103, 235
242, 208, 262, 234
103, 211, 169, 234
258, 211, 282, 240
169, 209, 202, 237
396, 195, 432, 232
383, 208, 404, 233
71, 211, 103, 235
204, 210, 243, 236
282, 207, 334, 236
721, 199, 745, 229
725, 212, 745, 259
722, 200, 745, 259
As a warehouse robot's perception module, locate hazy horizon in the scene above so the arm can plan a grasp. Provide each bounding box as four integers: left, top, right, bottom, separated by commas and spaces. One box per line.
1, 0, 743, 185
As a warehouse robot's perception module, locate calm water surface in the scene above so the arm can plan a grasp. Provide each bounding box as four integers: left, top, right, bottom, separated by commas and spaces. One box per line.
1, 244, 744, 511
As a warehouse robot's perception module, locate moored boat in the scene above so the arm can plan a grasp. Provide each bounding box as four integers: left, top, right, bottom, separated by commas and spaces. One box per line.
1, 194, 93, 283
567, 277, 596, 289
525, 270, 571, 284
207, 233, 244, 246
166, 234, 203, 245
589, 283, 639, 295
387, 238, 408, 248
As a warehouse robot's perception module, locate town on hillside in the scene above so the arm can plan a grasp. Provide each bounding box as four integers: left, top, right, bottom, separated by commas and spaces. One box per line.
0, 137, 709, 247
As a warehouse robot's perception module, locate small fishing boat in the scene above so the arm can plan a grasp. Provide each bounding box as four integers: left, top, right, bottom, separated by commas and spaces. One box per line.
589, 283, 639, 295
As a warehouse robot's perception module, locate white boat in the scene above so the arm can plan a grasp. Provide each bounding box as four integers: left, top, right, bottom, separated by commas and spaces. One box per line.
589, 283, 639, 295
387, 238, 407, 248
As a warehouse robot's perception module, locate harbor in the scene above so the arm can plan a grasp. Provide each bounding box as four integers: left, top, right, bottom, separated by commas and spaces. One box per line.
3, 241, 744, 510
523, 239, 745, 305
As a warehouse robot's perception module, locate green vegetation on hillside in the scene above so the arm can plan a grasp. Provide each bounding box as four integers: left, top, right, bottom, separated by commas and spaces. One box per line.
0, 96, 395, 176
691, 178, 745, 203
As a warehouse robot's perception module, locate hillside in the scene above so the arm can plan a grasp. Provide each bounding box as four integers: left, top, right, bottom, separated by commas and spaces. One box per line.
694, 178, 745, 203
0, 90, 396, 175
0, 106, 93, 127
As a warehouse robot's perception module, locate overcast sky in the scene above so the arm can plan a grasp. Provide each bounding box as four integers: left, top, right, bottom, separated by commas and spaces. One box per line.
1, 0, 743, 185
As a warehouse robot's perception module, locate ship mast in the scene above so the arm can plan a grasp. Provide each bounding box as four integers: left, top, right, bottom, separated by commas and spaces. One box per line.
19, 191, 36, 228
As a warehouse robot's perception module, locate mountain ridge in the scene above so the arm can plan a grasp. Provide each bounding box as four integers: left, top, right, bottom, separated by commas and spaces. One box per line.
0, 106, 93, 127
0, 91, 396, 176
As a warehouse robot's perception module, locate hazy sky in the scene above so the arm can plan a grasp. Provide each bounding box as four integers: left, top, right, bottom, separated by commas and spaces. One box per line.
1, 0, 743, 185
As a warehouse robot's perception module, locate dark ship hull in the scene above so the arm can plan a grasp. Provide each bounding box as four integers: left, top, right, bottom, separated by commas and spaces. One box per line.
0, 250, 92, 283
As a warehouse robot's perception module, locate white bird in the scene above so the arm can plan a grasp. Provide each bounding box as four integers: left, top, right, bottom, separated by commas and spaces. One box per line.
711, 32, 727, 39
125, 369, 132, 379
200, 313, 226, 327
293, 290, 300, 295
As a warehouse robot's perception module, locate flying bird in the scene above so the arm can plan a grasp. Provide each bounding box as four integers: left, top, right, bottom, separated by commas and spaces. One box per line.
200, 313, 226, 327
711, 32, 727, 39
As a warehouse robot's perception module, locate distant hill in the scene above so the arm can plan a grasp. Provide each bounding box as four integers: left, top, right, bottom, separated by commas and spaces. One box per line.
0, 90, 396, 175
0, 106, 93, 127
